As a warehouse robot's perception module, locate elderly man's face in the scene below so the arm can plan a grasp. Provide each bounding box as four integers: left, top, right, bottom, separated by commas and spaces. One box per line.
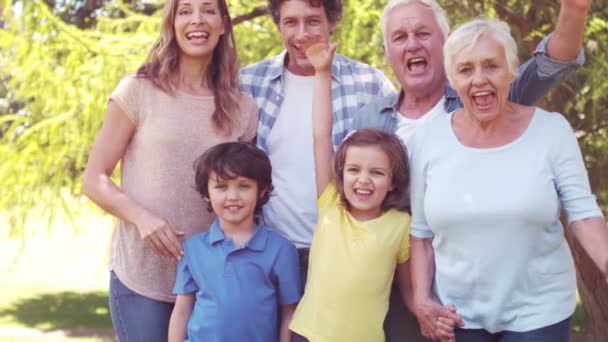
450, 35, 515, 123
383, 2, 446, 97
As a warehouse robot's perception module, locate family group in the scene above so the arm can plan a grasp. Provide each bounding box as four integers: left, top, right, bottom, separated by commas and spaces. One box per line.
82, 0, 608, 341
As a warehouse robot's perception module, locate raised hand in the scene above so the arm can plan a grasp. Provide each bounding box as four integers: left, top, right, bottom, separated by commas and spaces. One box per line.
304, 40, 338, 74
136, 211, 185, 259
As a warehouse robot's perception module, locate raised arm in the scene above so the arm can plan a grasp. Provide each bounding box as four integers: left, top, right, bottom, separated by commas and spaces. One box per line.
305, 42, 338, 197
547, 0, 591, 61
83, 101, 184, 259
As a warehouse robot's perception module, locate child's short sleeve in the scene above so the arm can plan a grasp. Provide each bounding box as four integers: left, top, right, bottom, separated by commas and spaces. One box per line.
317, 183, 341, 217
397, 215, 411, 264
173, 257, 199, 295
272, 242, 302, 305
109, 75, 142, 126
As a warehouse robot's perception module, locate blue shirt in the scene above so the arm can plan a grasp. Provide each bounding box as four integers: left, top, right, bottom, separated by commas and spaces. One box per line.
173, 220, 302, 342
409, 108, 603, 332
351, 34, 585, 132
240, 51, 395, 151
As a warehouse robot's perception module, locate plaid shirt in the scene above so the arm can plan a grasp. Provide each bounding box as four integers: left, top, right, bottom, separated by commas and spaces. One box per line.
240, 51, 396, 151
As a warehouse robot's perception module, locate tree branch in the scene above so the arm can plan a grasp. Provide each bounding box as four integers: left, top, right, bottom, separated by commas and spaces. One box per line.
232, 6, 269, 26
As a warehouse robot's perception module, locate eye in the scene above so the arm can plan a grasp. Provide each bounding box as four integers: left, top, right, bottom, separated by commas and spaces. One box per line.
308, 19, 321, 25
346, 167, 359, 173
214, 183, 227, 189
239, 183, 252, 189
416, 31, 430, 38
204, 9, 217, 14
458, 66, 472, 74
178, 9, 191, 15
393, 34, 405, 42
372, 170, 386, 176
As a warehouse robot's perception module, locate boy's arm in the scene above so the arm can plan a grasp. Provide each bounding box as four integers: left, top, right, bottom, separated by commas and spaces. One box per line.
279, 303, 298, 342
168, 293, 195, 342
306, 42, 338, 198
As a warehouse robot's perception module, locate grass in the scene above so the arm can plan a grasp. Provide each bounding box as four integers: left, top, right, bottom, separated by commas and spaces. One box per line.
0, 202, 115, 342
0, 200, 592, 341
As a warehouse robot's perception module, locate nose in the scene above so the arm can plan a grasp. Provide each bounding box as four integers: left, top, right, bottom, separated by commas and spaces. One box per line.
226, 187, 239, 200
472, 67, 486, 85
405, 36, 422, 52
190, 9, 205, 25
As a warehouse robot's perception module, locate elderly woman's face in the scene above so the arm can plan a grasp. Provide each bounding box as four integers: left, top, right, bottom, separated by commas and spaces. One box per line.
450, 35, 515, 123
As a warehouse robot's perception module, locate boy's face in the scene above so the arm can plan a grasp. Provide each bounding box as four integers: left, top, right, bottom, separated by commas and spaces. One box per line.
207, 171, 260, 230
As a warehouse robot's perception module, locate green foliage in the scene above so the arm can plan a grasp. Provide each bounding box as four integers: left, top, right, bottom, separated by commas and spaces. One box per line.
1, 0, 607, 236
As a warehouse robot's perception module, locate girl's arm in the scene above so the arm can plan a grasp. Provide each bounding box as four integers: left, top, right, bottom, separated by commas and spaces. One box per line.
305, 43, 338, 198
82, 101, 184, 259
411, 237, 462, 341
168, 293, 195, 342
279, 303, 297, 342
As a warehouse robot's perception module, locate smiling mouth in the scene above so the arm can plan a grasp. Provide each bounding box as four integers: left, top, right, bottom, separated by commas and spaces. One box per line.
471, 90, 495, 109
353, 189, 373, 199
186, 31, 210, 40
407, 57, 427, 72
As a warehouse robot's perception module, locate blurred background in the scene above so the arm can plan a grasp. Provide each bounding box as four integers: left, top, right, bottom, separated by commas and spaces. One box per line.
1, 0, 606, 341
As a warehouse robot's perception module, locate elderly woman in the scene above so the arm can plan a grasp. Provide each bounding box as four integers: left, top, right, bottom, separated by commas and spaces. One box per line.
409, 19, 608, 341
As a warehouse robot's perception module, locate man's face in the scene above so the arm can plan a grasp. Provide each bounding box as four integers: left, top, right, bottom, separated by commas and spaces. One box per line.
277, 0, 335, 76
383, 2, 447, 96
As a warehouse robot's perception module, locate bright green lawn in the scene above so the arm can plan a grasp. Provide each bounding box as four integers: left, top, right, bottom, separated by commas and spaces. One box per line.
0, 201, 590, 341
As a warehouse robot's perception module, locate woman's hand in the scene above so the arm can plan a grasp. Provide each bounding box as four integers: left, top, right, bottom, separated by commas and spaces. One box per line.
414, 298, 463, 341
135, 211, 184, 259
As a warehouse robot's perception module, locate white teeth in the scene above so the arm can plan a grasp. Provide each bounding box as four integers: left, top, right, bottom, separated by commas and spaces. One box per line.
355, 189, 372, 195
472, 91, 492, 96
408, 57, 425, 63
187, 31, 209, 39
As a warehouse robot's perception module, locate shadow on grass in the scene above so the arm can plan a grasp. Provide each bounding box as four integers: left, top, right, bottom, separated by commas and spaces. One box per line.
0, 291, 113, 335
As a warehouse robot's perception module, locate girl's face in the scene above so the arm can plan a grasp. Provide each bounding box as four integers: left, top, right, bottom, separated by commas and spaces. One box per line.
173, 0, 225, 61
342, 145, 393, 221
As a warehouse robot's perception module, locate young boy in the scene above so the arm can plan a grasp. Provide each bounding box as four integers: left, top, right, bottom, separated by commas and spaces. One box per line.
168, 142, 302, 342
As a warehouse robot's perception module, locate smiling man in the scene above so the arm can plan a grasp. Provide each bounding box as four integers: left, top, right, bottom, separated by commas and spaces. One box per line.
351, 0, 592, 341
240, 0, 395, 289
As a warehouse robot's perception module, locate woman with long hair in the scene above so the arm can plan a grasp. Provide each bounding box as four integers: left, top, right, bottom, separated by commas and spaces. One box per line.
83, 0, 258, 340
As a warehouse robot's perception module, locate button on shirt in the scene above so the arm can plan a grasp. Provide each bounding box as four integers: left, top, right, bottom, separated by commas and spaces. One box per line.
173, 220, 302, 342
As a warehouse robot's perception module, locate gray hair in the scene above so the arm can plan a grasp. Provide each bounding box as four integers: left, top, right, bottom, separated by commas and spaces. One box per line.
443, 18, 519, 85
380, 0, 450, 43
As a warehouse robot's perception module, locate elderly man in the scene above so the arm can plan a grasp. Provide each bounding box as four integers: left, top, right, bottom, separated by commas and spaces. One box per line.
352, 0, 591, 341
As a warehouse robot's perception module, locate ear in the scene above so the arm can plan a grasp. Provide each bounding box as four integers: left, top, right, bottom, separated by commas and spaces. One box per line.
258, 187, 269, 200
329, 21, 337, 35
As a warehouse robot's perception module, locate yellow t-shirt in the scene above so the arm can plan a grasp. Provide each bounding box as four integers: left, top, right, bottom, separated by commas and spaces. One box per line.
290, 184, 411, 342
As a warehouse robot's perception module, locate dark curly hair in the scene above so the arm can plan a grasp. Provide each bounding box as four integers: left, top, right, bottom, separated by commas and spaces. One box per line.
334, 129, 410, 213
193, 143, 273, 217
268, 0, 343, 25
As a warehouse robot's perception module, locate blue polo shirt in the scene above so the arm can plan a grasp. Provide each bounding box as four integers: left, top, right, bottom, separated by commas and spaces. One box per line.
173, 220, 302, 342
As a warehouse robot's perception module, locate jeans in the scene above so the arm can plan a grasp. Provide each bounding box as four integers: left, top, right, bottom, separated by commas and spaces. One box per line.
455, 316, 572, 342
384, 282, 431, 342
109, 271, 174, 342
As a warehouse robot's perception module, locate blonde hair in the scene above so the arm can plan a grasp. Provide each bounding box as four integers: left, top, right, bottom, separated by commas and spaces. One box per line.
443, 18, 519, 85
137, 0, 241, 134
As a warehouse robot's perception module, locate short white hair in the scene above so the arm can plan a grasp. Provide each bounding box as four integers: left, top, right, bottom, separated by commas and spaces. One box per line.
380, 0, 450, 43
443, 18, 519, 85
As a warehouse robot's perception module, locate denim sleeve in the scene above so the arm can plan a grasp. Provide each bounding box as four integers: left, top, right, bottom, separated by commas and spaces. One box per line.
272, 242, 303, 305
173, 256, 199, 295
550, 115, 604, 224
508, 33, 584, 106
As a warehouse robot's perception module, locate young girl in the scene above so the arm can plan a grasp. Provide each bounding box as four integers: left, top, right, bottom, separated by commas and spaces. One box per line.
82, 0, 257, 340
284, 42, 407, 341
168, 142, 302, 342
288, 42, 460, 342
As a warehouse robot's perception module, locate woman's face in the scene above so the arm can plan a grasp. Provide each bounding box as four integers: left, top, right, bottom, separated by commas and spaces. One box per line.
173, 0, 225, 61
449, 35, 515, 123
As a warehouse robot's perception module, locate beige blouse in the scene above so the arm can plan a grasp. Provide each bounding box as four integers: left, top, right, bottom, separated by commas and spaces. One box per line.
109, 75, 258, 302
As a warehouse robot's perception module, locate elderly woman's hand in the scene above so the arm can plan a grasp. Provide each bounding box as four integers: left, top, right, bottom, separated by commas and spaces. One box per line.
414, 298, 463, 341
